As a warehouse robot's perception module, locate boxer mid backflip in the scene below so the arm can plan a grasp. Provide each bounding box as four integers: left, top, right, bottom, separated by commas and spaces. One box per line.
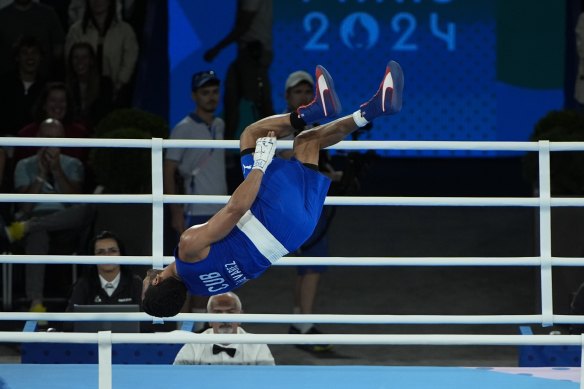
142, 60, 404, 317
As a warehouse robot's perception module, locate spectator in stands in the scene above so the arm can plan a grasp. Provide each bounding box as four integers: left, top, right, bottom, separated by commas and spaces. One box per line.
66, 230, 142, 311
65, 0, 139, 107
67, 0, 127, 26
203, 0, 274, 139
1, 202, 95, 253
164, 70, 227, 236
0, 0, 65, 79
65, 42, 114, 128
0, 35, 46, 138
173, 292, 275, 365
13, 118, 84, 314
0, 35, 46, 193
15, 82, 90, 164
164, 70, 228, 316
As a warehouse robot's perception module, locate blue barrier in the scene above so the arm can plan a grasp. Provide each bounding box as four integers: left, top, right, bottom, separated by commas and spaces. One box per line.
518, 326, 581, 367
20, 320, 195, 364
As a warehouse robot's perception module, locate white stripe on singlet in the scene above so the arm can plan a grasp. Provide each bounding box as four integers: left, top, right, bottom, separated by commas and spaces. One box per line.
236, 210, 288, 263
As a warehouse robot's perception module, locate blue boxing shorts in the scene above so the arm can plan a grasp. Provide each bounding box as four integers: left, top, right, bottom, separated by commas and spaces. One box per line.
295, 207, 330, 275
240, 153, 331, 252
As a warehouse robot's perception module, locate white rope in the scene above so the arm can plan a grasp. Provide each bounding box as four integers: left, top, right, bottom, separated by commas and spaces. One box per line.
4, 254, 584, 266
1, 331, 583, 346
6, 137, 584, 151
0, 193, 546, 206
6, 193, 584, 207
0, 193, 570, 207
7, 312, 584, 325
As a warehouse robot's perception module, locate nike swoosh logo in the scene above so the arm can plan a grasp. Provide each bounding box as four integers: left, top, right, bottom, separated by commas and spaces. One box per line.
317, 74, 329, 116
381, 70, 394, 112
243, 164, 252, 170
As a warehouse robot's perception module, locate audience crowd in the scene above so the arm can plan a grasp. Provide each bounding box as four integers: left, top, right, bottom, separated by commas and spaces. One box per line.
0, 0, 140, 313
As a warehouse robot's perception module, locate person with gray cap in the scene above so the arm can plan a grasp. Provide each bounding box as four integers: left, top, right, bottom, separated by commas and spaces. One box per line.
284, 71, 315, 112
278, 70, 314, 160
163, 70, 228, 313
281, 69, 340, 353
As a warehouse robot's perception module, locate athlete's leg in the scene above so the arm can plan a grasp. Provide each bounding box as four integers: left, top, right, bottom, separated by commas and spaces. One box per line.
239, 114, 295, 152
239, 65, 342, 152
292, 116, 356, 165
293, 60, 404, 165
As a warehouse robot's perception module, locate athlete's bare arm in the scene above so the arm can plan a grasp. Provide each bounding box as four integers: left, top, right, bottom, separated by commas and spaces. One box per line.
177, 132, 277, 262
177, 169, 265, 262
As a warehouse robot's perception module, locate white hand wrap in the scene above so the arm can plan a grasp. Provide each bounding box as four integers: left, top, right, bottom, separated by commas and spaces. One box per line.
252, 136, 277, 173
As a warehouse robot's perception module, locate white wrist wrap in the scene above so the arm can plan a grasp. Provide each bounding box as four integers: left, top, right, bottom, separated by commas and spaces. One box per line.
252, 136, 277, 173
352, 110, 369, 128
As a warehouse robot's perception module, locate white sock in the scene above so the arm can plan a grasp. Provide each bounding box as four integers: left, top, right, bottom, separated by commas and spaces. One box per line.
352, 110, 369, 127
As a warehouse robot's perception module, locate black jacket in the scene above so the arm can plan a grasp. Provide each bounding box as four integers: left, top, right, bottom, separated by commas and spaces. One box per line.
66, 266, 142, 311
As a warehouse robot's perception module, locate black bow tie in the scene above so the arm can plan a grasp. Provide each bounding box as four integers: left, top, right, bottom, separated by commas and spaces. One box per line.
212, 344, 236, 357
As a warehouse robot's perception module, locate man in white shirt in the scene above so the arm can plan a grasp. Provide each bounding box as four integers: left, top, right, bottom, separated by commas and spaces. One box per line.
173, 292, 275, 365
164, 70, 227, 235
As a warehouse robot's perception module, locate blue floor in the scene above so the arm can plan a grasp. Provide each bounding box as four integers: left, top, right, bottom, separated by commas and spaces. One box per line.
0, 365, 579, 389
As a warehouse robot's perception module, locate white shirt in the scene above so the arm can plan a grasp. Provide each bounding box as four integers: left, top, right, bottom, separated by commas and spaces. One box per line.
173, 327, 275, 365
98, 273, 121, 297
165, 114, 227, 216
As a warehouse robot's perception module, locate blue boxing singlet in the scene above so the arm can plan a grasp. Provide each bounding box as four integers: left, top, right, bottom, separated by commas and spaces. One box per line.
175, 156, 331, 296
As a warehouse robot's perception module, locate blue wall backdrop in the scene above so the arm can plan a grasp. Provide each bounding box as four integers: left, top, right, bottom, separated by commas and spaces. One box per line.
168, 0, 565, 157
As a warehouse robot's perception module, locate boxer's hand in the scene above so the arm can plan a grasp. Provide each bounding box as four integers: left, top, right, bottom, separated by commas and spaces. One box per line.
252, 132, 277, 173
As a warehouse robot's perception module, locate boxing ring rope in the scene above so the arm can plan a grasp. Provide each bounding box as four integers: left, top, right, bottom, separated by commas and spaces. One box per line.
1, 137, 584, 389
5, 254, 584, 266
3, 331, 584, 347
3, 312, 584, 325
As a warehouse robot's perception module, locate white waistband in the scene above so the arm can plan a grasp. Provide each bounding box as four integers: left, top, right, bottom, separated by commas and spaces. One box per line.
236, 210, 288, 263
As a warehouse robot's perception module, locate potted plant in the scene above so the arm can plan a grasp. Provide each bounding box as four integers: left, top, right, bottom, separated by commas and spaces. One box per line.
89, 109, 169, 258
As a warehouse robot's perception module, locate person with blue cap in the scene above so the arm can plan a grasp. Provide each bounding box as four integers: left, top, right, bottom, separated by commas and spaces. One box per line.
163, 70, 229, 316
164, 70, 228, 238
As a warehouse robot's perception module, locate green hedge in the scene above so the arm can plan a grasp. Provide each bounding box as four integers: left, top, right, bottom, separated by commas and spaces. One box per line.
90, 109, 169, 194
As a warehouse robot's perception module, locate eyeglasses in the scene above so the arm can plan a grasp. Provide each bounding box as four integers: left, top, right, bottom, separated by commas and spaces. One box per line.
94, 247, 120, 255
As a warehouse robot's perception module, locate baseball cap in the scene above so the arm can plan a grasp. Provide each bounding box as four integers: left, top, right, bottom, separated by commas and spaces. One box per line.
191, 70, 220, 91
285, 70, 314, 92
